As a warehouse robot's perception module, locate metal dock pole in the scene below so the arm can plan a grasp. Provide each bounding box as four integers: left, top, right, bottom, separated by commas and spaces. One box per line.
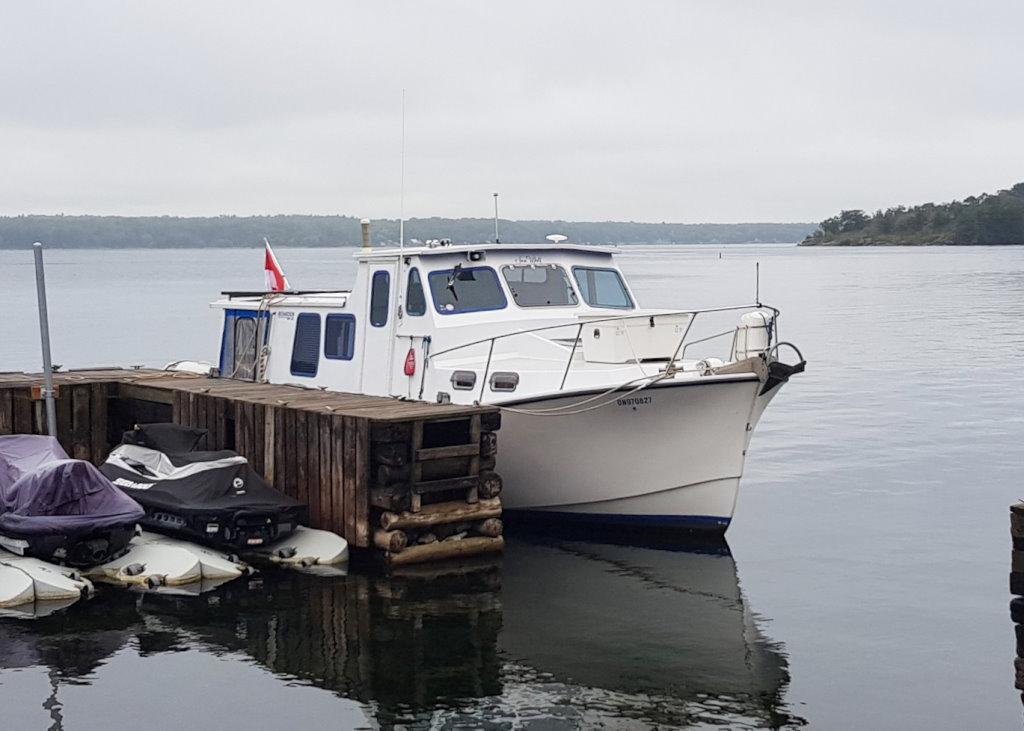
33, 242, 57, 437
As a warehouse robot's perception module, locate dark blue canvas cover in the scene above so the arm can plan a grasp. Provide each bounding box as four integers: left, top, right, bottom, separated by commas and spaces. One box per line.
0, 435, 144, 537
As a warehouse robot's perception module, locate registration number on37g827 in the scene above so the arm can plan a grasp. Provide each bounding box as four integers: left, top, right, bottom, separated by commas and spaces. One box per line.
616, 395, 652, 408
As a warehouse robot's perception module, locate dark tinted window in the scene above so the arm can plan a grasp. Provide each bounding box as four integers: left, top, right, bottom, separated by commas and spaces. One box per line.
406, 268, 426, 316
290, 313, 321, 377
370, 271, 390, 327
324, 314, 356, 360
572, 267, 634, 309
428, 266, 507, 314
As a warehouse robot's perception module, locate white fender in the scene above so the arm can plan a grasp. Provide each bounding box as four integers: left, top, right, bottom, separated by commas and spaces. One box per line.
86, 542, 203, 588
0, 552, 93, 605
135, 531, 248, 581
249, 526, 349, 568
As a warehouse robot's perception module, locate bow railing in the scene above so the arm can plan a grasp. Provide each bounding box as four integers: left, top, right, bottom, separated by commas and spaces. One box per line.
419, 302, 779, 403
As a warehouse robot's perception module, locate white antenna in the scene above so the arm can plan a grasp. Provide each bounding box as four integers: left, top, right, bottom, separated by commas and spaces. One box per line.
493, 192, 500, 243
399, 88, 406, 250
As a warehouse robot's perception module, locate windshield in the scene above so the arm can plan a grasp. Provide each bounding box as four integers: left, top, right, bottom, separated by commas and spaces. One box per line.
428, 266, 507, 314
572, 267, 634, 309
501, 264, 578, 307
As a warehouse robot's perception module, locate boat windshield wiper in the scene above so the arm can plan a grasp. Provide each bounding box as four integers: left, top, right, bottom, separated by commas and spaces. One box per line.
446, 263, 462, 301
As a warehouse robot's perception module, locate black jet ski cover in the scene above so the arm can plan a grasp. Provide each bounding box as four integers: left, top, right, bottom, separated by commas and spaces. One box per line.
0, 435, 144, 567
101, 423, 304, 549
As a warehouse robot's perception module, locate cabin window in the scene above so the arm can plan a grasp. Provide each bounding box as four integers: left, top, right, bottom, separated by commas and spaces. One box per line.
428, 266, 507, 314
290, 313, 321, 377
501, 264, 578, 307
370, 270, 390, 327
572, 267, 634, 309
406, 268, 426, 316
324, 313, 356, 360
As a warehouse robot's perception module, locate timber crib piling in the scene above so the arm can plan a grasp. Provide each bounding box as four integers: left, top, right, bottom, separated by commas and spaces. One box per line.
0, 368, 504, 566
1010, 502, 1024, 699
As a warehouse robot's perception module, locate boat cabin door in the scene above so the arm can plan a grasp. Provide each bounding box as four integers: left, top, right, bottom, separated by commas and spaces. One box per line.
359, 259, 399, 396
220, 309, 271, 381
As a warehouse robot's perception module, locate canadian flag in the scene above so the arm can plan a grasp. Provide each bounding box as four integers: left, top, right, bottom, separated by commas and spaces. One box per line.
264, 238, 291, 292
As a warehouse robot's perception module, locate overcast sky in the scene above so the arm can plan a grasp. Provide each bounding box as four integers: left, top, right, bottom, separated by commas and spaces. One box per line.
2, 1, 1021, 223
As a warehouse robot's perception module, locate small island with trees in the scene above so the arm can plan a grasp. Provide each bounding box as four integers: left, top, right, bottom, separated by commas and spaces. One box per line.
801, 181, 1024, 246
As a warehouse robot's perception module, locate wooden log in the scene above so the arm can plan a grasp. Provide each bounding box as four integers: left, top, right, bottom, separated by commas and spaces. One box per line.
284, 408, 297, 497
409, 420, 423, 513
473, 518, 503, 538
1012, 597, 1024, 624
0, 389, 13, 435
196, 394, 208, 449
1012, 511, 1024, 539
89, 383, 108, 463
411, 475, 479, 495
480, 430, 498, 457
295, 407, 309, 506
55, 385, 72, 451
375, 463, 410, 485
1017, 656, 1024, 691
374, 528, 408, 553
478, 471, 503, 499
370, 485, 412, 512
380, 497, 502, 531
480, 411, 501, 432
12, 390, 33, 434
253, 403, 266, 476
1011, 572, 1024, 596
371, 421, 411, 443
355, 417, 370, 547
306, 411, 321, 528
385, 536, 504, 567
417, 532, 438, 545
263, 406, 276, 483
1016, 623, 1024, 657
372, 442, 408, 466
1012, 502, 1024, 517
71, 385, 91, 460
342, 416, 357, 544
1012, 551, 1024, 574
331, 415, 346, 538
416, 443, 480, 461
480, 455, 496, 472
318, 413, 332, 534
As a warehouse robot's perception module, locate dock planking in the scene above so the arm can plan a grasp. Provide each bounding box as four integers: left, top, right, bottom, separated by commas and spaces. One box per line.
0, 368, 500, 557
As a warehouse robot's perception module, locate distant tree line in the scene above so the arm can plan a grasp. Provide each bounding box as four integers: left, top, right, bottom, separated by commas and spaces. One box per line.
0, 214, 815, 249
802, 182, 1024, 246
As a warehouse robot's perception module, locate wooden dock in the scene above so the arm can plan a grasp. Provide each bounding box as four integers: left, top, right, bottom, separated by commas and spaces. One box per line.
0, 368, 504, 565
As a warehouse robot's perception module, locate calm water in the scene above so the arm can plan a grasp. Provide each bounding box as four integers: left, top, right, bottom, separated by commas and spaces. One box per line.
2, 244, 1023, 730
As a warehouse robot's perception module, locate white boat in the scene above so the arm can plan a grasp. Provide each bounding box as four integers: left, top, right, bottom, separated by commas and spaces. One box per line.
212, 242, 804, 532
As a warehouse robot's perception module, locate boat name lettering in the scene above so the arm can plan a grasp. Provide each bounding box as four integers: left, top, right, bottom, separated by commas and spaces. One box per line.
616, 396, 652, 407
513, 255, 543, 265
278, 311, 295, 320
112, 477, 155, 490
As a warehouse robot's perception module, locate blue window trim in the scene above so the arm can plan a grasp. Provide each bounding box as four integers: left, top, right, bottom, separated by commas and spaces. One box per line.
370, 270, 390, 327
218, 308, 270, 374
571, 266, 635, 310
406, 267, 426, 317
427, 266, 508, 315
290, 312, 321, 378
324, 313, 357, 361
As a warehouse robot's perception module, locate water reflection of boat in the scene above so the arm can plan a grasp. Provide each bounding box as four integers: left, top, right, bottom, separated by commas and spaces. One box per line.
494, 534, 803, 728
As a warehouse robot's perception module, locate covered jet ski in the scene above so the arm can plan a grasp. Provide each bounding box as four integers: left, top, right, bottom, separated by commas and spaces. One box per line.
0, 435, 144, 567
100, 423, 304, 551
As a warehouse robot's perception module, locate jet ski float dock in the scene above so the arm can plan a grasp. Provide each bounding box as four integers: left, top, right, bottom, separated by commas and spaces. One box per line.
0, 367, 504, 567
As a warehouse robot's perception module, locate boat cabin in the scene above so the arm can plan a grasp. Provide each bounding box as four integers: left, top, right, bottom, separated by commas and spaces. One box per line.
213, 242, 764, 406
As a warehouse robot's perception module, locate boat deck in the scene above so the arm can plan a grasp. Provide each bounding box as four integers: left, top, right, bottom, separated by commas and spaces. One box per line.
0, 368, 503, 564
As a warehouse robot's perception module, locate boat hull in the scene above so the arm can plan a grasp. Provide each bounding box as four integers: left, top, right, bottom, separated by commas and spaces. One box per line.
498, 375, 779, 532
